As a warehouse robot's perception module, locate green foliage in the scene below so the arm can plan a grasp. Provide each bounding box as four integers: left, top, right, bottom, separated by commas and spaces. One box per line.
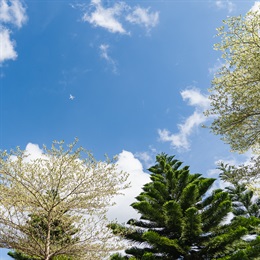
205, 9, 260, 153
218, 162, 260, 259
110, 154, 259, 259
219, 162, 260, 217
8, 251, 74, 260
26, 211, 79, 246
8, 251, 38, 260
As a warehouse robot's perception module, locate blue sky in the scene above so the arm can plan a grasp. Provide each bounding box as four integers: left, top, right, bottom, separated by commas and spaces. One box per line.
0, 0, 259, 258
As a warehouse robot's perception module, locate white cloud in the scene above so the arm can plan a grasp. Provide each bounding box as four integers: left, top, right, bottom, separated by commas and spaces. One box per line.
0, 0, 27, 28
24, 143, 44, 161
214, 0, 236, 13
99, 44, 117, 73
126, 6, 159, 31
158, 88, 210, 151
158, 111, 206, 150
100, 44, 110, 60
0, 27, 17, 63
81, 0, 159, 35
250, 1, 260, 13
9, 142, 46, 162
82, 0, 127, 34
107, 150, 150, 223
0, 0, 27, 64
181, 88, 210, 109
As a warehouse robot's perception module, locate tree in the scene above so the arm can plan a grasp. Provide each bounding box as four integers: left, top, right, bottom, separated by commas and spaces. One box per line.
8, 196, 79, 260
219, 162, 260, 217
0, 140, 128, 260
8, 251, 73, 260
205, 7, 260, 153
110, 154, 259, 259
218, 163, 260, 260
217, 155, 260, 196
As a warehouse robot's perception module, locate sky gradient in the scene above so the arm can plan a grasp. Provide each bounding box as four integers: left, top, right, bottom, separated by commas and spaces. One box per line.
0, 0, 259, 258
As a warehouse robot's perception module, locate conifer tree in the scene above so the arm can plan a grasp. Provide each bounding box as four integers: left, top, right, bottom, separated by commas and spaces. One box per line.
217, 163, 260, 260
219, 163, 260, 218
110, 154, 260, 259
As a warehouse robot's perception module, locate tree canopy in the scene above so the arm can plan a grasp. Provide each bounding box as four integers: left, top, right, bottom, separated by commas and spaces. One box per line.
0, 140, 128, 260
205, 8, 260, 153
110, 154, 259, 259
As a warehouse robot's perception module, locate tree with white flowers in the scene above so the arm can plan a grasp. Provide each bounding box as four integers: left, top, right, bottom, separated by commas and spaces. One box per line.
0, 140, 128, 260
205, 6, 260, 153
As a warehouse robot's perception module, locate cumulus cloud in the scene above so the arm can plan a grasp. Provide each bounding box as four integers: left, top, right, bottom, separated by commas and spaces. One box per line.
9, 142, 47, 163
250, 1, 260, 13
99, 44, 117, 73
158, 88, 210, 151
0, 0, 27, 28
107, 150, 150, 223
24, 143, 45, 161
126, 6, 159, 31
0, 27, 17, 63
81, 0, 159, 34
214, 0, 236, 13
0, 0, 27, 64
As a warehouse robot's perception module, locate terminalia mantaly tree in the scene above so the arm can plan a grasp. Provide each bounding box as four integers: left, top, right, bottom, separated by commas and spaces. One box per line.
205, 6, 260, 154
205, 3, 260, 202
0, 140, 128, 260
110, 154, 260, 259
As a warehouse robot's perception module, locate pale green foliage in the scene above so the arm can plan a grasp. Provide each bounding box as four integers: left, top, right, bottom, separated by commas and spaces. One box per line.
0, 140, 128, 260
206, 10, 260, 153
219, 155, 260, 196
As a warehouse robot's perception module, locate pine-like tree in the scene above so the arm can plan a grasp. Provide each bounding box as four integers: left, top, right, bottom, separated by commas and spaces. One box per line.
8, 191, 78, 260
217, 163, 260, 259
219, 163, 260, 218
110, 154, 260, 259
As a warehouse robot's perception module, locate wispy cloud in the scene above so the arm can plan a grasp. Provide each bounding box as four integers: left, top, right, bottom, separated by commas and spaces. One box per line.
81, 0, 159, 35
126, 6, 159, 32
135, 146, 157, 169
0, 0, 27, 64
208, 58, 224, 76
214, 0, 236, 13
99, 44, 117, 73
158, 88, 210, 151
181, 88, 210, 109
